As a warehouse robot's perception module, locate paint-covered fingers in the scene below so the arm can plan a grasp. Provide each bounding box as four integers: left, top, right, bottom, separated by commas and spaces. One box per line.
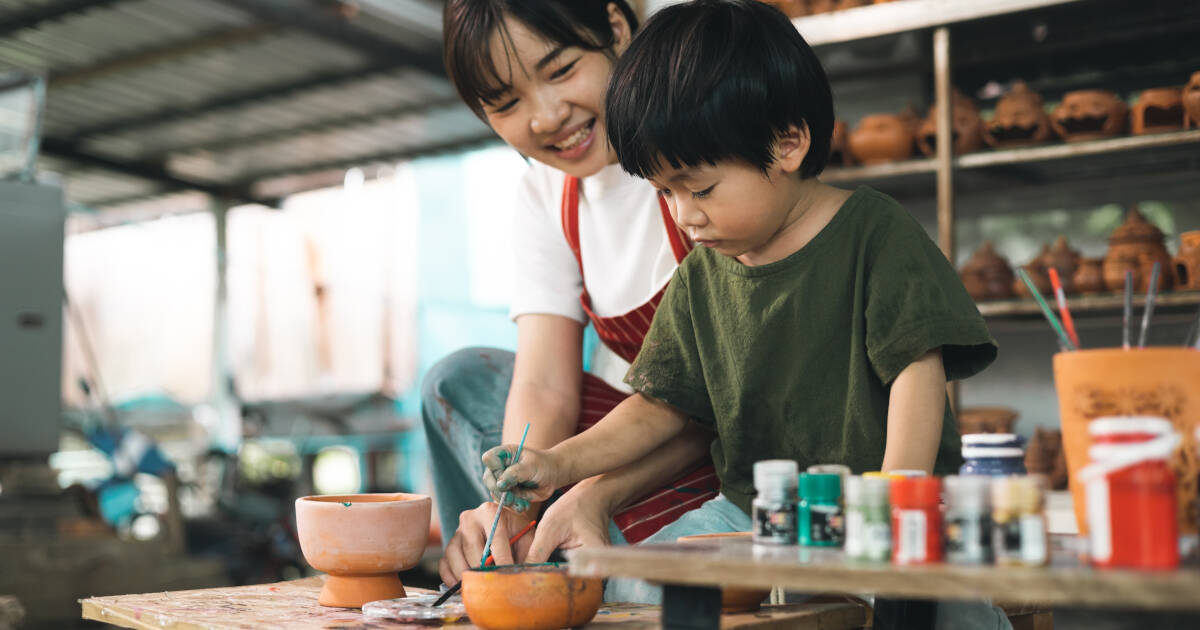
481, 446, 560, 508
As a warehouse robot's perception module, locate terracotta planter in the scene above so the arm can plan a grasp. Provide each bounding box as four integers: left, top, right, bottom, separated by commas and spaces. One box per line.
677, 532, 768, 612
1051, 89, 1128, 142
1184, 71, 1200, 129
1053, 348, 1200, 535
917, 90, 985, 156
1072, 257, 1105, 295
462, 564, 603, 630
1175, 230, 1200, 290
960, 241, 1015, 301
1131, 87, 1184, 135
295, 493, 431, 608
829, 120, 853, 167
984, 81, 1054, 148
848, 114, 914, 165
958, 406, 1019, 435
1039, 236, 1081, 294
1102, 209, 1173, 292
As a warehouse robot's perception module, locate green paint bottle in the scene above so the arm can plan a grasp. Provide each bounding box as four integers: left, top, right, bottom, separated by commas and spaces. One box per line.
798, 473, 844, 547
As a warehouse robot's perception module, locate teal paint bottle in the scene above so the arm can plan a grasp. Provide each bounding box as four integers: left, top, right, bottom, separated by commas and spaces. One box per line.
798, 473, 844, 547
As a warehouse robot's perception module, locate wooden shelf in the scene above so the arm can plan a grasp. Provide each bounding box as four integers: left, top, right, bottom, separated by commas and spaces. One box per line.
793, 0, 1086, 46
977, 290, 1200, 319
822, 157, 936, 183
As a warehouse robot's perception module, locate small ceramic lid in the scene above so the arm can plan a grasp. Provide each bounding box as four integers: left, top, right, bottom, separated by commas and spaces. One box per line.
1109, 209, 1164, 244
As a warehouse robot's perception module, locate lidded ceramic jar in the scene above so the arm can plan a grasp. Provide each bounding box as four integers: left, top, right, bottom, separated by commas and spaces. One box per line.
917, 90, 985, 156
1131, 87, 1184, 135
848, 113, 914, 165
1051, 89, 1128, 142
1038, 236, 1081, 294
1174, 230, 1200, 290
984, 81, 1053, 147
1013, 245, 1052, 298
1183, 71, 1200, 129
960, 241, 1015, 301
1102, 208, 1173, 292
1072, 258, 1105, 295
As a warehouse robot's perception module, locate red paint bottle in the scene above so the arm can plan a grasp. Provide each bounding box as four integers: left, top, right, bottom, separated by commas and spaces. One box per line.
891, 477, 942, 565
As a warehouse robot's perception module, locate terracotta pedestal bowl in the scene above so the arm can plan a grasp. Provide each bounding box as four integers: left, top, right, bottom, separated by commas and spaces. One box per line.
677, 532, 770, 613
295, 493, 431, 608
462, 563, 603, 630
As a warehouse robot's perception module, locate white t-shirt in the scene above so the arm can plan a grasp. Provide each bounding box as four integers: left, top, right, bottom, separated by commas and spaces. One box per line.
509, 161, 679, 391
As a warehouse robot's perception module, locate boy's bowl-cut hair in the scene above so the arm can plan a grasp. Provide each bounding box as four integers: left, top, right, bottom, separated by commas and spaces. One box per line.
444, 0, 639, 121
606, 0, 834, 179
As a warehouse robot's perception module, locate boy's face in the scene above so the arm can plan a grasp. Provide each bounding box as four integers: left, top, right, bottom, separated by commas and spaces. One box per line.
481, 14, 631, 179
648, 158, 800, 263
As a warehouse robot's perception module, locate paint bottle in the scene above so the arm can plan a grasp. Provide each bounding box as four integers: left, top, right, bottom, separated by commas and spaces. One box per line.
891, 477, 943, 565
752, 460, 798, 545
798, 473, 843, 546
943, 475, 993, 565
959, 433, 1027, 476
991, 475, 1048, 567
1079, 416, 1179, 570
845, 475, 891, 562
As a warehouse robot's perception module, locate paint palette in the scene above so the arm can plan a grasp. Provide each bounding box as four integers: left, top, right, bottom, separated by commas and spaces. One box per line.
362, 593, 468, 624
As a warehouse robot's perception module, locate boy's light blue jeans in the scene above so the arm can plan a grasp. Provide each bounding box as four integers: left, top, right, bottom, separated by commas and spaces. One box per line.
421, 347, 1011, 628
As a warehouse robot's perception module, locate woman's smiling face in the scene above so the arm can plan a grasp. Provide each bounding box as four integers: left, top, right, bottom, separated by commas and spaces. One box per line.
480, 12, 631, 178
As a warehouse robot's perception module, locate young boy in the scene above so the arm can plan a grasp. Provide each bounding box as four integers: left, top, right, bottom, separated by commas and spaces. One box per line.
484, 0, 996, 565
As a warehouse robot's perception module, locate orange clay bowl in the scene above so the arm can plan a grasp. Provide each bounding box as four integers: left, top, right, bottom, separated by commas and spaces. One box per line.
677, 532, 769, 613
461, 563, 603, 630
294, 493, 431, 608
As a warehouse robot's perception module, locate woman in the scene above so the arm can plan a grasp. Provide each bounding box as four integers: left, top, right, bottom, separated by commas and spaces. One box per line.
424, 0, 718, 587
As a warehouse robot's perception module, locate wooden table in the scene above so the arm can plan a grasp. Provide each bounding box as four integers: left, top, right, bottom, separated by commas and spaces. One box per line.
80, 575, 867, 630
569, 535, 1200, 629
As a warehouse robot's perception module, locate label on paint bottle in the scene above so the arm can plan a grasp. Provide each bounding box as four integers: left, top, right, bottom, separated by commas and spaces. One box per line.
1020, 514, 1047, 565
1086, 477, 1112, 563
753, 501, 798, 544
808, 504, 845, 545
895, 509, 927, 563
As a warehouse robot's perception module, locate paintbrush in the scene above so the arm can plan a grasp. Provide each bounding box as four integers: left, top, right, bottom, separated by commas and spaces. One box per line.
1138, 262, 1161, 348
1123, 271, 1133, 350
1047, 268, 1080, 349
1186, 304, 1200, 349
480, 423, 531, 569
432, 519, 537, 607
1017, 268, 1075, 351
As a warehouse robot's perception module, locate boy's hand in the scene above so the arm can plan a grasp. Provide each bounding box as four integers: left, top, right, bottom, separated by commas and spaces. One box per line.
481, 445, 565, 509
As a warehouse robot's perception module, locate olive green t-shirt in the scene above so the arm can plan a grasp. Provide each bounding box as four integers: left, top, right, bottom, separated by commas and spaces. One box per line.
626, 187, 997, 516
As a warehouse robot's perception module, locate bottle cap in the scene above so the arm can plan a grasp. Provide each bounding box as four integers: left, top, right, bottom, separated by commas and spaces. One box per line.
889, 477, 941, 509
961, 446, 1026, 459
943, 475, 991, 510
844, 475, 890, 505
990, 475, 1046, 512
961, 433, 1024, 448
807, 464, 851, 478
798, 473, 841, 501
754, 460, 798, 493
889, 469, 928, 478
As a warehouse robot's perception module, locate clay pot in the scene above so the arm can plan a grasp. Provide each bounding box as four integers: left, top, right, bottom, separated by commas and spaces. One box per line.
677, 532, 769, 613
984, 81, 1054, 147
1038, 236, 1081, 294
1175, 230, 1200, 290
762, 0, 809, 17
462, 564, 603, 630
917, 90, 985, 156
295, 493, 431, 608
808, 0, 868, 13
958, 407, 1019, 435
1131, 87, 1185, 135
960, 241, 1015, 301
1012, 246, 1052, 298
848, 114, 914, 165
1072, 257, 1105, 295
1024, 428, 1068, 491
1051, 90, 1128, 142
830, 120, 853, 167
1184, 71, 1200, 129
1102, 208, 1174, 292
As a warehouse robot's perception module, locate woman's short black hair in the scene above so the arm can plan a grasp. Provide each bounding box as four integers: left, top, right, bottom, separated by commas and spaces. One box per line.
606, 0, 833, 179
443, 0, 639, 120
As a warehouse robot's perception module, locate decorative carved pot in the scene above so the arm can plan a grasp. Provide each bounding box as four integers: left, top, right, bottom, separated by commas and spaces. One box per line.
1131, 87, 1184, 135
1184, 71, 1200, 129
830, 119, 853, 167
1013, 246, 1052, 298
984, 81, 1054, 147
848, 114, 914, 165
958, 407, 1019, 435
1038, 236, 1081, 294
917, 90, 985, 156
1051, 89, 1128, 142
1102, 209, 1174, 292
1072, 257, 1105, 295
960, 241, 1015, 301
1175, 230, 1200, 290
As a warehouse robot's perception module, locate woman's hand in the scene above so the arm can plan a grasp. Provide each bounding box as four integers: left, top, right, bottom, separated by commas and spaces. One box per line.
438, 502, 536, 586
524, 482, 613, 563
481, 444, 567, 509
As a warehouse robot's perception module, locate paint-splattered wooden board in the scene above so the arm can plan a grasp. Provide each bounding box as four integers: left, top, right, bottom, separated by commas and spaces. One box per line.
80, 575, 867, 629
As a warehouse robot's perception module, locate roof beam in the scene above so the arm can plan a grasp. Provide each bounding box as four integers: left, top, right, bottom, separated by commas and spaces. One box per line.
40, 138, 278, 207
210, 0, 443, 75
0, 0, 124, 37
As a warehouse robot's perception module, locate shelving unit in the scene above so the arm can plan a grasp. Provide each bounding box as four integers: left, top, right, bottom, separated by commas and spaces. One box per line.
976, 290, 1200, 319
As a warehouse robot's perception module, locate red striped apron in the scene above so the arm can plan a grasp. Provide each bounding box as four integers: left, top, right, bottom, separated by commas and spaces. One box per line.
560, 175, 720, 544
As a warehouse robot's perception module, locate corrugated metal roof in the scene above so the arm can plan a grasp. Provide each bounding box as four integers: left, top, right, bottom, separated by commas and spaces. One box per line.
0, 0, 497, 211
